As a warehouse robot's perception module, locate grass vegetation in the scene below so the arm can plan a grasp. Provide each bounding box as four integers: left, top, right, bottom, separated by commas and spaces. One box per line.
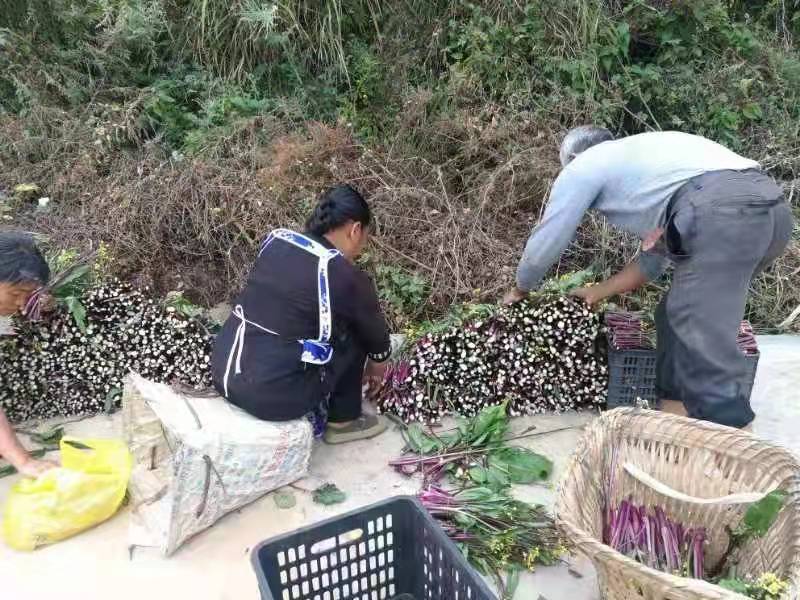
1, 0, 798, 331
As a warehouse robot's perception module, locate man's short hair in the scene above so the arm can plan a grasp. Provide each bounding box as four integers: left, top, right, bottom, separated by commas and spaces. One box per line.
559, 125, 614, 166
0, 232, 50, 285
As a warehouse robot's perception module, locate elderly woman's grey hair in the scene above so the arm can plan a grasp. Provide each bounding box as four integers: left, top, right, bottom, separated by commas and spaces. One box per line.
559, 125, 614, 166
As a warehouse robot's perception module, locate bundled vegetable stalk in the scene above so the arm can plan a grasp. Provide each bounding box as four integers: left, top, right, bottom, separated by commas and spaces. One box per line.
738, 321, 759, 356
604, 499, 706, 578
606, 310, 758, 356
379, 295, 607, 422
603, 492, 791, 596
602, 443, 790, 598
0, 279, 212, 422
419, 485, 565, 597
605, 311, 655, 350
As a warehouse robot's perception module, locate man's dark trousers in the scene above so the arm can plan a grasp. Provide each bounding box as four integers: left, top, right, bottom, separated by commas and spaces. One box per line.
655, 169, 793, 428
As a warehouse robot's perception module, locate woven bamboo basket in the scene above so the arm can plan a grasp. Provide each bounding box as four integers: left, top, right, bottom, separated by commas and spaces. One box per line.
556, 408, 800, 600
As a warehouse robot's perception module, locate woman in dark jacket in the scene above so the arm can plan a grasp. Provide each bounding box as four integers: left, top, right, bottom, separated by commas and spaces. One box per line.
210, 185, 392, 444
0, 232, 57, 476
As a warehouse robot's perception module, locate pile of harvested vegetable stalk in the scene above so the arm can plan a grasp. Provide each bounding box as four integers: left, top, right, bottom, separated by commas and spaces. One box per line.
378, 294, 607, 422
390, 402, 567, 598
0, 278, 212, 422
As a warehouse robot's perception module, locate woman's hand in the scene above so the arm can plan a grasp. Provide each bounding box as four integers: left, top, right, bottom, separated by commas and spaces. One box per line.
363, 359, 388, 400
37, 293, 57, 314
16, 456, 58, 478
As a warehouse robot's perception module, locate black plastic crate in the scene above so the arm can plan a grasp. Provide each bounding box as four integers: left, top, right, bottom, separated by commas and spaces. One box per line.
607, 347, 658, 409
607, 346, 760, 409
251, 496, 496, 600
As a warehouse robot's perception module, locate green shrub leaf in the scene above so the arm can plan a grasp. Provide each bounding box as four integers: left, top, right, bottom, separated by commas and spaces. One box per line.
488, 447, 553, 484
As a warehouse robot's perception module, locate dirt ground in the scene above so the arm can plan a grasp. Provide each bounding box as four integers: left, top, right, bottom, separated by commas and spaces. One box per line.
0, 335, 798, 600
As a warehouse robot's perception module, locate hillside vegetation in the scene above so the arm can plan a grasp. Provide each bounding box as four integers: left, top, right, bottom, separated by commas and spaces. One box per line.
1, 0, 798, 331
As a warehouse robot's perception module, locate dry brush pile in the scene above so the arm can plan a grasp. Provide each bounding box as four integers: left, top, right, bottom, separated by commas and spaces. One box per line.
2, 109, 559, 314
2, 104, 799, 333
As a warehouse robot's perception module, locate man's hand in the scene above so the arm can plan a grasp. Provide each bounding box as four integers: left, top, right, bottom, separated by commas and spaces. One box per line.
572, 262, 650, 307
641, 227, 664, 252
570, 286, 606, 308
503, 287, 527, 305
363, 359, 388, 400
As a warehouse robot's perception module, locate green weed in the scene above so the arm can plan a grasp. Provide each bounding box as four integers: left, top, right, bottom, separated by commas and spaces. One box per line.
375, 265, 430, 328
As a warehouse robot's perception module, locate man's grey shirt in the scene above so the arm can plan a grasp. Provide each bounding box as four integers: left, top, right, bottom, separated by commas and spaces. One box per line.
516, 131, 759, 290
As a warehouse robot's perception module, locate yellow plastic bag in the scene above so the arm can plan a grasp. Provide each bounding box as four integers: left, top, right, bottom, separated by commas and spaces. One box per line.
2, 437, 132, 551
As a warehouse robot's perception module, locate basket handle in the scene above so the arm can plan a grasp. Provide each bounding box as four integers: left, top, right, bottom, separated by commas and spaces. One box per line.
623, 463, 771, 505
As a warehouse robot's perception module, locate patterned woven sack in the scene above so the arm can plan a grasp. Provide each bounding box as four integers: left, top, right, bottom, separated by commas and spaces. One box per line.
122, 372, 313, 556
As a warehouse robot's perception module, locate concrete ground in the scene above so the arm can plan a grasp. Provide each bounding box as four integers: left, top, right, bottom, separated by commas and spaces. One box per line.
1, 335, 798, 600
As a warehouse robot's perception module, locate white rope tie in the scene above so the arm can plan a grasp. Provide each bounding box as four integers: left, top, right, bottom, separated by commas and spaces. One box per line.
222, 304, 280, 398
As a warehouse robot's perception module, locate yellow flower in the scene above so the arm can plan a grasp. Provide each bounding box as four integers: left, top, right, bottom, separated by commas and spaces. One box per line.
524, 547, 541, 571
93, 242, 113, 275
756, 572, 789, 598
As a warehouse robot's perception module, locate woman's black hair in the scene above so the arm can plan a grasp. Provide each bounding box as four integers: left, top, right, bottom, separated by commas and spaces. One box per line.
0, 232, 50, 285
305, 185, 371, 237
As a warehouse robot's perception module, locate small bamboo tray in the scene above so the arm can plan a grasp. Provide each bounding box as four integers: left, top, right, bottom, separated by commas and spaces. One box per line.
556, 408, 800, 599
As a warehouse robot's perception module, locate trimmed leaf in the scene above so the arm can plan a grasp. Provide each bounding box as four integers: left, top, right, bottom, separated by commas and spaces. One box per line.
273, 490, 297, 509
469, 466, 488, 484
568, 567, 584, 579
718, 579, 749, 594
454, 512, 476, 528
459, 542, 469, 561
63, 439, 93, 450
64, 296, 88, 332
29, 426, 64, 446
104, 387, 122, 414
467, 402, 509, 446
455, 415, 470, 437
312, 483, 347, 506
486, 464, 511, 490
405, 423, 441, 454
541, 268, 595, 294
438, 429, 462, 448
505, 568, 521, 599
456, 486, 498, 504
741, 490, 787, 537
53, 264, 91, 294
488, 447, 553, 483
165, 291, 204, 318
